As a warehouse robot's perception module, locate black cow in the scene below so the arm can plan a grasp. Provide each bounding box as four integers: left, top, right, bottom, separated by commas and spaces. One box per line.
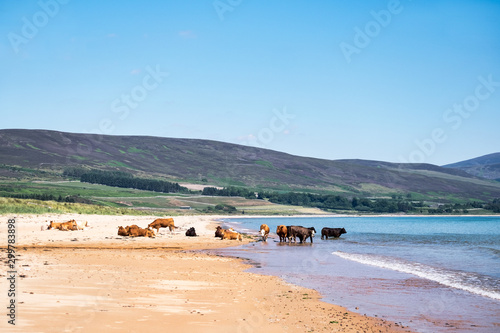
185, 227, 197, 237
215, 226, 224, 238
289, 226, 316, 243
321, 227, 346, 239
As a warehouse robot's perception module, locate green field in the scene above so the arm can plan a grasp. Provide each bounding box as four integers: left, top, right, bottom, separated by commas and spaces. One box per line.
0, 180, 327, 215
1, 180, 498, 216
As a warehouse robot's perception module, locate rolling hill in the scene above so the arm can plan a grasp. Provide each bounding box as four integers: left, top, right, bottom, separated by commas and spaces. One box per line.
1, 129, 500, 202
443, 153, 500, 181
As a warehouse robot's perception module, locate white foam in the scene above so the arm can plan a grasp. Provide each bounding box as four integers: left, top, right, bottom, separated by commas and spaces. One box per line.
332, 251, 500, 301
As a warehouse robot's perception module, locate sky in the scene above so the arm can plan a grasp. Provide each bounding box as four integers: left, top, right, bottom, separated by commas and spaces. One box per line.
1, 0, 499, 166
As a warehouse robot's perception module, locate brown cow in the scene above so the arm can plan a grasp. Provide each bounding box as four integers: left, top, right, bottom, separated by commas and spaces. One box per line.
59, 220, 77, 231
48, 221, 62, 230
48, 220, 77, 231
148, 218, 176, 233
222, 230, 243, 241
129, 227, 155, 238
117, 226, 129, 236
117, 225, 155, 237
289, 226, 316, 243
276, 225, 288, 242
260, 224, 270, 241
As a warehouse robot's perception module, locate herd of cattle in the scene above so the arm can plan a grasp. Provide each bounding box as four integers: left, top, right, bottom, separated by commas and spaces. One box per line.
273, 225, 347, 243
46, 218, 347, 243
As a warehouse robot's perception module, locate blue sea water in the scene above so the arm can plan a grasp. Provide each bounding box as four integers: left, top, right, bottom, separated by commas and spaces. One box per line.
211, 216, 500, 332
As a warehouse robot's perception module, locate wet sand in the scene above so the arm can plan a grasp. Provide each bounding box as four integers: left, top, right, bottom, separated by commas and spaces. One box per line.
0, 214, 411, 332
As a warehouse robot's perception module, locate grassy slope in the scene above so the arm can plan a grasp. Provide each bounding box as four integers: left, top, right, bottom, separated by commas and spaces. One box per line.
1, 129, 500, 202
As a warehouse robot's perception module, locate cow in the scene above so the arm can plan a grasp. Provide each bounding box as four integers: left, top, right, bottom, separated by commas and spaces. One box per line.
148, 218, 177, 233
118, 225, 155, 237
185, 227, 197, 237
288, 226, 316, 243
222, 230, 243, 241
59, 220, 78, 231
321, 227, 347, 239
125, 224, 140, 234
215, 226, 224, 238
259, 224, 270, 241
117, 226, 129, 236
276, 225, 288, 242
129, 227, 155, 238
286, 225, 294, 243
48, 221, 63, 230
75, 221, 88, 230
48, 220, 77, 231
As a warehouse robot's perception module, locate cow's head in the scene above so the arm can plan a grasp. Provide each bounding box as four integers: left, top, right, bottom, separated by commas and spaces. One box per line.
146, 227, 156, 237
341, 228, 347, 234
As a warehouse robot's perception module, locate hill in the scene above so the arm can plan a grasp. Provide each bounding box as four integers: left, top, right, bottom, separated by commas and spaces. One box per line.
1, 129, 500, 202
443, 153, 500, 181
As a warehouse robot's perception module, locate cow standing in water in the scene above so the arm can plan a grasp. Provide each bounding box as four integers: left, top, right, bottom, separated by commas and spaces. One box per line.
288, 226, 316, 243
276, 225, 288, 242
321, 227, 347, 239
260, 224, 270, 241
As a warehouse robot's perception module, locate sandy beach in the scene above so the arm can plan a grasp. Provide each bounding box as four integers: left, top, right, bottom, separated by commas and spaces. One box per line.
0, 214, 411, 332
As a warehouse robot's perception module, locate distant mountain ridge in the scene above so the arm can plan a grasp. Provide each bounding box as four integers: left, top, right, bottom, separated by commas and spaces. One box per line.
1, 129, 500, 201
444, 153, 500, 181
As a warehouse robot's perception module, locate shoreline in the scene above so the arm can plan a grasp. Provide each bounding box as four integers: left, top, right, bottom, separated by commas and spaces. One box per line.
218, 213, 499, 218
0, 213, 412, 332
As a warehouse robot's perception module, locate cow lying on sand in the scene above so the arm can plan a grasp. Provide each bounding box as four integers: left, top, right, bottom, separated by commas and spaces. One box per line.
222, 229, 243, 241
185, 227, 197, 237
321, 227, 347, 239
215, 226, 235, 238
215, 227, 242, 241
215, 226, 224, 238
260, 224, 270, 241
288, 226, 316, 243
48, 220, 77, 231
75, 221, 88, 230
148, 218, 177, 233
117, 225, 155, 237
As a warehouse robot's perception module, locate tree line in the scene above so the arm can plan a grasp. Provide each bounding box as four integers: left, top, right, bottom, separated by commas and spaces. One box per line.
202, 186, 420, 213
79, 169, 189, 193
2, 193, 79, 203
202, 186, 500, 214
201, 186, 259, 199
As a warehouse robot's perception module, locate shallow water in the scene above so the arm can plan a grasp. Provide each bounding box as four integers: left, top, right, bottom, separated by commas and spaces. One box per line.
211, 216, 500, 333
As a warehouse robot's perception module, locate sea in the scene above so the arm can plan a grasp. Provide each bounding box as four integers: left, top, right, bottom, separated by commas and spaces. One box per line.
210, 216, 500, 333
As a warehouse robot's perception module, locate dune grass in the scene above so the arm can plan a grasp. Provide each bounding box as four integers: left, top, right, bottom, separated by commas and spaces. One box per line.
0, 197, 155, 216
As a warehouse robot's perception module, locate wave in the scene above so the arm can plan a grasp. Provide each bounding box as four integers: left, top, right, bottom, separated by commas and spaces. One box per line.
479, 246, 500, 258
332, 251, 500, 301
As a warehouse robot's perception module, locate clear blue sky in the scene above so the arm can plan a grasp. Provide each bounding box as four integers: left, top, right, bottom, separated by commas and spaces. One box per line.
1, 0, 499, 165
